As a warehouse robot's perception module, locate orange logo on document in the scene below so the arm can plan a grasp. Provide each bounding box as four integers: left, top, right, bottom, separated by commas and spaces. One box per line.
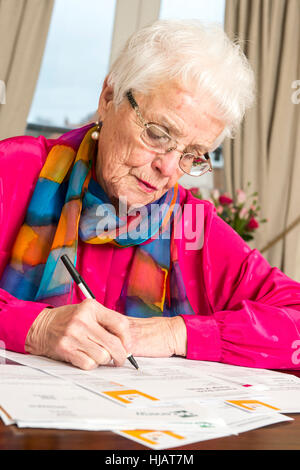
102, 389, 159, 404
226, 399, 280, 411
121, 429, 185, 445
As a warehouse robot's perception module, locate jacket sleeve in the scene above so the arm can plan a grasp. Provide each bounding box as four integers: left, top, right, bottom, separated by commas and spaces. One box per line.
0, 136, 52, 353
181, 203, 300, 369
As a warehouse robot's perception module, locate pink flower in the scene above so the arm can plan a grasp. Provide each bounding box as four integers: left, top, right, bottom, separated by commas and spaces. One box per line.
216, 205, 224, 214
219, 193, 233, 205
239, 207, 249, 219
236, 189, 246, 204
246, 217, 259, 231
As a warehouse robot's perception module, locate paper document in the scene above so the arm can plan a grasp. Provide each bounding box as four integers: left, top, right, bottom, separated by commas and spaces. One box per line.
0, 350, 297, 449
0, 352, 262, 406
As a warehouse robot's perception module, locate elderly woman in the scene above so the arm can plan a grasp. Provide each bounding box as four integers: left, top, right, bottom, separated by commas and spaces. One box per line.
0, 20, 300, 371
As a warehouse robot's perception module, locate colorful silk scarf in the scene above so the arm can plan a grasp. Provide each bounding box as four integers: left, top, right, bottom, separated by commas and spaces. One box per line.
0, 123, 195, 316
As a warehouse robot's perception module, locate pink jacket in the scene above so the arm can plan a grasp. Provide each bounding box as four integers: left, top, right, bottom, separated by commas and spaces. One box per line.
1, 133, 300, 369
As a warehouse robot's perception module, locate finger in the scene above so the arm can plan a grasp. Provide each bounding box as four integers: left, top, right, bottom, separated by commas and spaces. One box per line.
91, 302, 132, 351
85, 322, 128, 367
66, 349, 98, 370
80, 341, 112, 366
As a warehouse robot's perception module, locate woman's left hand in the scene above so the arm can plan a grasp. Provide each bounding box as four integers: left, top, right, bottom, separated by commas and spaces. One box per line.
127, 316, 187, 358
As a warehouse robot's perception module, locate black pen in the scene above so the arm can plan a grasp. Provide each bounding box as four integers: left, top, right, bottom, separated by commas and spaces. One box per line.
61, 254, 139, 370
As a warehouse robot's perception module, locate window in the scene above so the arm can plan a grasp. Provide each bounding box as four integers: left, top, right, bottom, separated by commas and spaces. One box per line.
27, 0, 116, 134
160, 0, 225, 24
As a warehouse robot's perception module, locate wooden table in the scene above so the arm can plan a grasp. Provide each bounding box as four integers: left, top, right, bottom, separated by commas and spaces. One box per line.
1, 367, 299, 450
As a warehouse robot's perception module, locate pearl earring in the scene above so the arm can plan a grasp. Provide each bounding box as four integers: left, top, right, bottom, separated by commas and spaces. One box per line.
91, 121, 101, 140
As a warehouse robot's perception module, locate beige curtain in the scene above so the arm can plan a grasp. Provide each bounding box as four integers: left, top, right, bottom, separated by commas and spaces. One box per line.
0, 0, 54, 140
109, 0, 161, 65
223, 0, 300, 281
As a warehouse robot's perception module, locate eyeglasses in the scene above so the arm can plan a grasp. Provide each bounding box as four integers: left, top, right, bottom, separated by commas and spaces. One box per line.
126, 90, 213, 177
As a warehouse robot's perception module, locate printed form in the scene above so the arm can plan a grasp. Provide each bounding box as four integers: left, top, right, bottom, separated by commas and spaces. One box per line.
0, 350, 298, 449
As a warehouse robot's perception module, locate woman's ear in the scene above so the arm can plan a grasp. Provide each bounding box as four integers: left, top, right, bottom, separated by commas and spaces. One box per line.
97, 76, 114, 120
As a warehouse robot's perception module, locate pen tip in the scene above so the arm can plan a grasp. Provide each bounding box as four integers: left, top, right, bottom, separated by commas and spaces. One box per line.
127, 354, 139, 370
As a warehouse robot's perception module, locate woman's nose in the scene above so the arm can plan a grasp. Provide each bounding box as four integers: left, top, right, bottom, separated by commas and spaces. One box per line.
152, 150, 179, 177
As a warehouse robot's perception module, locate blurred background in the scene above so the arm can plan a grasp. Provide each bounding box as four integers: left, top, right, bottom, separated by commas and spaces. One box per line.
0, 0, 299, 281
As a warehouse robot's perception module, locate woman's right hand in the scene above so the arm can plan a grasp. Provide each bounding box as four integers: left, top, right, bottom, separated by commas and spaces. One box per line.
24, 299, 132, 370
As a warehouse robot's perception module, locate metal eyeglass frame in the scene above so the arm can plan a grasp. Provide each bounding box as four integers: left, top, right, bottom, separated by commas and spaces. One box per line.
126, 90, 213, 177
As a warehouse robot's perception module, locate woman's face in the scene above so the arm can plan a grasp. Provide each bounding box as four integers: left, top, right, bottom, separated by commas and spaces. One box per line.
95, 80, 225, 210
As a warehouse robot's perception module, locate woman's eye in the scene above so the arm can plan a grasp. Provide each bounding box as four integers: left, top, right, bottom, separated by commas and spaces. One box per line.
182, 153, 197, 162
146, 126, 170, 142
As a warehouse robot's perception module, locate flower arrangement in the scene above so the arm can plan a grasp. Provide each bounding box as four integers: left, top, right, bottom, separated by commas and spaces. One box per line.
190, 182, 268, 241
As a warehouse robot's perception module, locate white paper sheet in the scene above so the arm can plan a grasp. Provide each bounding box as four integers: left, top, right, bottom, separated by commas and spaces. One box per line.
0, 351, 258, 407
0, 350, 297, 449
0, 365, 231, 434
114, 410, 292, 449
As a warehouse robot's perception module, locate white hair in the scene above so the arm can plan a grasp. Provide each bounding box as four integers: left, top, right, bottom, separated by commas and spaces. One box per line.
107, 19, 255, 149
